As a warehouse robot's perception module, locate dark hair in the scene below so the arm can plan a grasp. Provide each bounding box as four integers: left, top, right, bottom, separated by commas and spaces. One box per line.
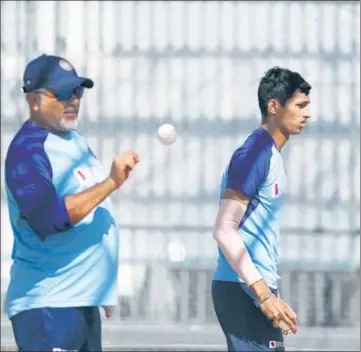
258, 67, 312, 123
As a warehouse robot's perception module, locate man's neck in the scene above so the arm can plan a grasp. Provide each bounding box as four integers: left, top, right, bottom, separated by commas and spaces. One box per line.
29, 115, 48, 130
261, 123, 289, 151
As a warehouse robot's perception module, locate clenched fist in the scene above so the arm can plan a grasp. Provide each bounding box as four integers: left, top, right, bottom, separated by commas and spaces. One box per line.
108, 151, 140, 188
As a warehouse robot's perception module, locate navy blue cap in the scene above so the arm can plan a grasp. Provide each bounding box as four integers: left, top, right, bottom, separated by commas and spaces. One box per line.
22, 54, 94, 94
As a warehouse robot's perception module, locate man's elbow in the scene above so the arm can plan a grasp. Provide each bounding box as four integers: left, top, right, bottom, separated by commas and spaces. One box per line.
29, 218, 71, 240
25, 209, 72, 240
213, 220, 241, 249
213, 227, 225, 244
213, 229, 219, 242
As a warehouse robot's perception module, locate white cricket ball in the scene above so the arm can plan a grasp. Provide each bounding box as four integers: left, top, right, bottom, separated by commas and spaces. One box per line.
157, 123, 176, 145
279, 320, 293, 335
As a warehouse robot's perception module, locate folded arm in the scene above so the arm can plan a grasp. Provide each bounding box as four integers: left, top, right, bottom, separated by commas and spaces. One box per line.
6, 151, 117, 240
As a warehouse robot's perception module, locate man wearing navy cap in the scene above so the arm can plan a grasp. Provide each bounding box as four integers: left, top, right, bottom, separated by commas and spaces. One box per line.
5, 54, 140, 351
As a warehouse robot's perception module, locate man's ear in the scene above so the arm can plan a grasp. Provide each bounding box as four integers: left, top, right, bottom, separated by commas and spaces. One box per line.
267, 99, 283, 116
26, 92, 40, 112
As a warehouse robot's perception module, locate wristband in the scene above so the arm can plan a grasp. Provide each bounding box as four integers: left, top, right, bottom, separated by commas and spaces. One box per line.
259, 291, 272, 305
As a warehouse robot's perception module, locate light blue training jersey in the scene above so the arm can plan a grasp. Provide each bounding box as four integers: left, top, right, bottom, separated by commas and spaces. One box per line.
213, 127, 287, 289
5, 120, 119, 318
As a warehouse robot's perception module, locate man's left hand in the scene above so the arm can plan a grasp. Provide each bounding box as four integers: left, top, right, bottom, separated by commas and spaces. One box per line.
102, 306, 112, 318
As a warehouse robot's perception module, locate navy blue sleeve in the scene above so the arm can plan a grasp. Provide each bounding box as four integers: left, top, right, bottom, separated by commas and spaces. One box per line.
6, 149, 71, 240
226, 137, 272, 199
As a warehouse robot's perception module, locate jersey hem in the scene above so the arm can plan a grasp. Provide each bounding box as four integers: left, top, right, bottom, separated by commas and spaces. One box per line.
7, 297, 118, 319
213, 269, 279, 290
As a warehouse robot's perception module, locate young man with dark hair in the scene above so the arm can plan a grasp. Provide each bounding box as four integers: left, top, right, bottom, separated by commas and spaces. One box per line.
212, 67, 312, 351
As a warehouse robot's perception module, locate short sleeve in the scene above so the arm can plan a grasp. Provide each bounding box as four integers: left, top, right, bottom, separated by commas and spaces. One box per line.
226, 137, 272, 199
6, 149, 71, 239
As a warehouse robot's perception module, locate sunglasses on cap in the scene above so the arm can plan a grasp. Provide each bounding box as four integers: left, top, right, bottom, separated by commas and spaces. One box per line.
36, 85, 84, 101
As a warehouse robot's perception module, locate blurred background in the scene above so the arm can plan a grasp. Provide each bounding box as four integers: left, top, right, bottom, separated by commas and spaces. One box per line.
1, 1, 360, 350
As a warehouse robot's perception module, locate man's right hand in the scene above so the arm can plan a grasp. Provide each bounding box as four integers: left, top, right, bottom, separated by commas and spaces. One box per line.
258, 293, 297, 334
108, 151, 140, 188
250, 279, 297, 335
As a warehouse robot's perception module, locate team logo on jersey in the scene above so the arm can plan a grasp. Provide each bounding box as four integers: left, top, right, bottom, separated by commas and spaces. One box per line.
59, 59, 73, 71
74, 167, 91, 185
272, 183, 280, 197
